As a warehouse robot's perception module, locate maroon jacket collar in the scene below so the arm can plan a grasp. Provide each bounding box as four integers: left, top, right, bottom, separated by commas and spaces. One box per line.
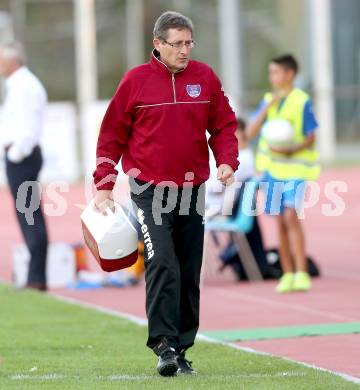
150, 49, 189, 75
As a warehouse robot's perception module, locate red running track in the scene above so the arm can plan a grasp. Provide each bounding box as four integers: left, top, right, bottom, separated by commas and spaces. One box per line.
0, 167, 359, 378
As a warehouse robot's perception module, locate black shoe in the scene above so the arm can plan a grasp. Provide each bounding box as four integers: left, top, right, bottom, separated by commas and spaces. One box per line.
157, 347, 179, 376
177, 351, 196, 375
153, 339, 179, 377
24, 282, 47, 292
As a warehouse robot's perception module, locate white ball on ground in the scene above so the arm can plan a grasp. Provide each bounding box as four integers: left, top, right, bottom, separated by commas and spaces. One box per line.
261, 119, 295, 147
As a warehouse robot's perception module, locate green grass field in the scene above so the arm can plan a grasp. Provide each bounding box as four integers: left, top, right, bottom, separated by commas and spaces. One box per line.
0, 284, 358, 390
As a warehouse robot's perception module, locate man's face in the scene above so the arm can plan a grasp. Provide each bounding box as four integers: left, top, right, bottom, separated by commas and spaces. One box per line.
268, 62, 295, 90
154, 28, 193, 73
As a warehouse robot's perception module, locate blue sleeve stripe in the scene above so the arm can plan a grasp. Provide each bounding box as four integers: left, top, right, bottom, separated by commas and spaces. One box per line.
303, 100, 318, 136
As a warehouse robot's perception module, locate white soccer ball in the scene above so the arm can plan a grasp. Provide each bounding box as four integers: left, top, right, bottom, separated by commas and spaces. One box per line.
261, 119, 295, 147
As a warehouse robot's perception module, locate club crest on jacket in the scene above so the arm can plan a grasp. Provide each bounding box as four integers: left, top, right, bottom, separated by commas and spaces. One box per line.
186, 84, 201, 98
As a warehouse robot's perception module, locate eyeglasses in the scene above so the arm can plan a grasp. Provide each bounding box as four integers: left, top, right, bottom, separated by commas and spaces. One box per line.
162, 39, 195, 49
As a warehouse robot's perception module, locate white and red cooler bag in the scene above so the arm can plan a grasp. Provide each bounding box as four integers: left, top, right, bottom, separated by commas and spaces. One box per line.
81, 200, 138, 272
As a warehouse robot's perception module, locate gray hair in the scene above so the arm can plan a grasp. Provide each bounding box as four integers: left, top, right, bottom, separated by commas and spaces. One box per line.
0, 41, 26, 64
153, 11, 194, 40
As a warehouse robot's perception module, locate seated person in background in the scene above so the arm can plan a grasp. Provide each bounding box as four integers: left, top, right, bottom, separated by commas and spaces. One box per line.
206, 118, 254, 217
205, 118, 275, 280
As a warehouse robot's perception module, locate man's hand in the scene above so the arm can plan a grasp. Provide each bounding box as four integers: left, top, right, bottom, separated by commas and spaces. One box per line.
93, 190, 114, 214
217, 164, 235, 186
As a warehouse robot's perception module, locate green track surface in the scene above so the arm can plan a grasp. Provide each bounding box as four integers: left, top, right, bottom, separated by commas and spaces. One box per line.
0, 284, 358, 389
204, 322, 360, 342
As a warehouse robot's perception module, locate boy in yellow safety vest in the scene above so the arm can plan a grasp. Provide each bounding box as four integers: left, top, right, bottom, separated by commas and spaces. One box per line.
246, 54, 320, 293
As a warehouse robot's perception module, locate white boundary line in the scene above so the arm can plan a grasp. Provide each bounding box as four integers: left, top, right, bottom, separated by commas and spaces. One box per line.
51, 292, 360, 386
197, 334, 360, 385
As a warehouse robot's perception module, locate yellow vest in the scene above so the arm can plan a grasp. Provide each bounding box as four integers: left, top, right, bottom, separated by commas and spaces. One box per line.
255, 89, 321, 180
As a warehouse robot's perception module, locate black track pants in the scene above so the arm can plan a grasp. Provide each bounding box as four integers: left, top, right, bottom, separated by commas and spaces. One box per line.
130, 179, 205, 352
5, 146, 48, 284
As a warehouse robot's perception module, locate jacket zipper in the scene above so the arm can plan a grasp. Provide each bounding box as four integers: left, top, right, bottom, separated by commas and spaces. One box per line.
152, 52, 182, 104
171, 74, 176, 103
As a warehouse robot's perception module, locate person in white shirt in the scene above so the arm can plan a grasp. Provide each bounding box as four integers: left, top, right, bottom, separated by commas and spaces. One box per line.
0, 41, 48, 291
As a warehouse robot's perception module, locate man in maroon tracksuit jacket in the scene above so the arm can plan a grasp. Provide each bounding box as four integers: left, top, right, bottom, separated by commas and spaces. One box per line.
93, 11, 239, 376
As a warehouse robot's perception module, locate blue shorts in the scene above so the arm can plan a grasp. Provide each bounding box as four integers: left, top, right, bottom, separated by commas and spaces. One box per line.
260, 171, 306, 215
